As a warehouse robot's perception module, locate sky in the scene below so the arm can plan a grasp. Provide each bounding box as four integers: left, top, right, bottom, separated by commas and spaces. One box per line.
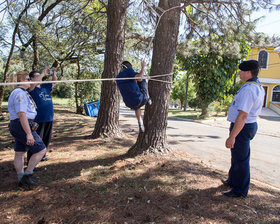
251, 5, 280, 37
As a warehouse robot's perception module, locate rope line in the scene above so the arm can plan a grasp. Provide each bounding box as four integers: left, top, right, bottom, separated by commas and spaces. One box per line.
0, 73, 173, 86
142, 0, 183, 61
0, 2, 182, 88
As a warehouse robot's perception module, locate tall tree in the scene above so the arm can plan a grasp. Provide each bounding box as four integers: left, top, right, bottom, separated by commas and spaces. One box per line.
91, 0, 130, 138
0, 0, 35, 115
128, 0, 181, 155
177, 36, 250, 118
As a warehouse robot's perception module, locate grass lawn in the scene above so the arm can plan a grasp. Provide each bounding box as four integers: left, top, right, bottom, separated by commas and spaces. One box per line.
1, 97, 72, 111
3, 98, 226, 121
52, 97, 73, 106
0, 104, 279, 223
168, 108, 226, 120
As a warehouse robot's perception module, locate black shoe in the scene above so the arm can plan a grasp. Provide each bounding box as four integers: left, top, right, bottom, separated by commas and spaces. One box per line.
24, 167, 38, 172
221, 179, 231, 187
223, 190, 244, 198
18, 174, 39, 187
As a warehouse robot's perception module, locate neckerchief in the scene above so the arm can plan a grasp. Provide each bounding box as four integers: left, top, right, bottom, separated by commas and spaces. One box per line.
16, 87, 37, 110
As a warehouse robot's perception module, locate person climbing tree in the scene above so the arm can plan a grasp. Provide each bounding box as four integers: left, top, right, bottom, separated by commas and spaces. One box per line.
116, 60, 151, 132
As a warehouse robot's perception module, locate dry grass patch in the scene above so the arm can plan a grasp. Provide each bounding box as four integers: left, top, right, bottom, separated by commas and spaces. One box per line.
0, 105, 279, 224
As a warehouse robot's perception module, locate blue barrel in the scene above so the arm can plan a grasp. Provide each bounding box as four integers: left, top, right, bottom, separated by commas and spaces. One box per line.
84, 100, 100, 117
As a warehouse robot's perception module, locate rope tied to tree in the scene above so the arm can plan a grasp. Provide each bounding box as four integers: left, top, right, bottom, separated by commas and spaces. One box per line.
0, 73, 173, 86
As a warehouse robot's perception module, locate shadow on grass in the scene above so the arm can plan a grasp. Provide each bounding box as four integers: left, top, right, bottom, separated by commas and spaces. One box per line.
0, 105, 279, 223
0, 118, 13, 151
0, 154, 279, 223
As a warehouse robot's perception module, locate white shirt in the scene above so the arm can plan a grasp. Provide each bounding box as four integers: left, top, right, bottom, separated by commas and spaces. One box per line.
227, 82, 265, 123
8, 88, 37, 120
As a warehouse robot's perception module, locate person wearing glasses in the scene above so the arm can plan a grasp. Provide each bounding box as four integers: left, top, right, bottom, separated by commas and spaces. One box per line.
116, 61, 151, 133
26, 68, 57, 164
8, 71, 46, 187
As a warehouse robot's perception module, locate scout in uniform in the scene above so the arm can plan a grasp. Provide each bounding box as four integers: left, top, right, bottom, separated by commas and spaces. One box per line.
8, 71, 47, 187
222, 60, 265, 197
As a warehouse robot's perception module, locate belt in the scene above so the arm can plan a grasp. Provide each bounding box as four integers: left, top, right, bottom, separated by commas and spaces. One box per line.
11, 118, 34, 122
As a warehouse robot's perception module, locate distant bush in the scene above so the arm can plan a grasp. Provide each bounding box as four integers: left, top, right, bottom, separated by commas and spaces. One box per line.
188, 98, 201, 110
3, 88, 11, 101
52, 83, 74, 98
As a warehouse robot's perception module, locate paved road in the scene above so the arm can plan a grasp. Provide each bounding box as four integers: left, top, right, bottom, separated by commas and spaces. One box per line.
120, 107, 280, 188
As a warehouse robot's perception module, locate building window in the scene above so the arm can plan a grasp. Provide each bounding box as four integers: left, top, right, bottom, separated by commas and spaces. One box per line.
258, 50, 268, 69
272, 85, 280, 102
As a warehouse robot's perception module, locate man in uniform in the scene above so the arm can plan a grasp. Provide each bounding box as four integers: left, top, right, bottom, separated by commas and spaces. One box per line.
222, 60, 265, 198
116, 60, 151, 132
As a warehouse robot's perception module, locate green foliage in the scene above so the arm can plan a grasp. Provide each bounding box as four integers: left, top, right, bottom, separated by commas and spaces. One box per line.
171, 61, 196, 109
188, 98, 201, 110
221, 95, 234, 116
0, 1, 107, 112
75, 71, 101, 104
171, 76, 195, 108
0, 56, 25, 101
52, 83, 74, 98
171, 76, 186, 107
177, 35, 250, 117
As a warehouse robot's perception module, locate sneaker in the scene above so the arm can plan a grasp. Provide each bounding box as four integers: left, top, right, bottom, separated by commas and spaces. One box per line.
41, 155, 49, 162
18, 174, 39, 187
139, 124, 145, 133
147, 97, 152, 105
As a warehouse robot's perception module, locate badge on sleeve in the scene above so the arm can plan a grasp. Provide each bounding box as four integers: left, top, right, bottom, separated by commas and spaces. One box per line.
16, 95, 24, 102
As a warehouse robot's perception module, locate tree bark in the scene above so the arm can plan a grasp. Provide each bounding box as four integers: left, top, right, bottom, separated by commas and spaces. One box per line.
201, 103, 209, 118
91, 0, 129, 138
32, 33, 39, 70
184, 75, 189, 111
75, 54, 83, 114
128, 0, 181, 156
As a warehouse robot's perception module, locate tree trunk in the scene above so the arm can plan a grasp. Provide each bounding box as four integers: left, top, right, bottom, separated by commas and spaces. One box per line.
75, 54, 82, 114
200, 103, 209, 118
32, 33, 39, 70
0, 2, 33, 115
184, 75, 189, 111
91, 0, 129, 138
128, 0, 181, 156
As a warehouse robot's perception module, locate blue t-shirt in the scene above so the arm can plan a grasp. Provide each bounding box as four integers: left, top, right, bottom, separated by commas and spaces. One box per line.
116, 67, 143, 109
29, 83, 54, 123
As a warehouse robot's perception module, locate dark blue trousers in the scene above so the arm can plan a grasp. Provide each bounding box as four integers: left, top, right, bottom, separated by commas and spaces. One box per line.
227, 122, 258, 197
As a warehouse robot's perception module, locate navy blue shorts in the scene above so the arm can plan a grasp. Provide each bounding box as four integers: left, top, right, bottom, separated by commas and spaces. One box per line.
9, 120, 46, 153
134, 80, 149, 110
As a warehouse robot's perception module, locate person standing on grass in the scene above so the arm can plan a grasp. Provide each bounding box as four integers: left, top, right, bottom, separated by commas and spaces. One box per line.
116, 60, 151, 133
222, 60, 265, 198
8, 71, 46, 187
27, 68, 57, 164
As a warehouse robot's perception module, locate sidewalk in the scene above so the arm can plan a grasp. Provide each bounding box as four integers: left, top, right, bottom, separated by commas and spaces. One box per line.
205, 108, 280, 138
